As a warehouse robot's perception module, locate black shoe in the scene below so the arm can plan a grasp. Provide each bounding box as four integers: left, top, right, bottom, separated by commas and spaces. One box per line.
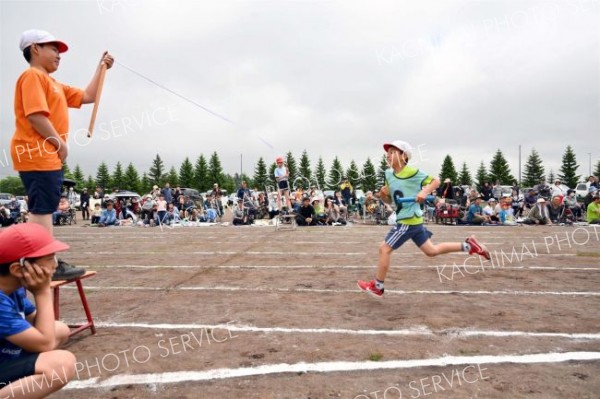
52, 259, 86, 281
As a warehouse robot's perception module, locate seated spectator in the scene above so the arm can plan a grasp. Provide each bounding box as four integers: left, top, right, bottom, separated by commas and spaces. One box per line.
511, 189, 524, 217
564, 190, 582, 221
52, 196, 70, 226
312, 199, 327, 225
481, 182, 493, 201
551, 179, 569, 198
232, 199, 248, 225
0, 206, 13, 227
165, 203, 181, 225
91, 203, 102, 224
333, 191, 348, 219
324, 197, 345, 225
440, 178, 455, 201
499, 201, 517, 225
467, 196, 488, 225
141, 195, 155, 221
294, 186, 305, 202
0, 224, 76, 398
465, 189, 479, 208
583, 187, 597, 211
482, 198, 500, 223
523, 198, 551, 225
587, 192, 600, 224
363, 191, 378, 215
524, 189, 538, 210
296, 197, 316, 226
548, 195, 567, 224
6, 196, 21, 222
98, 200, 119, 227
268, 193, 280, 219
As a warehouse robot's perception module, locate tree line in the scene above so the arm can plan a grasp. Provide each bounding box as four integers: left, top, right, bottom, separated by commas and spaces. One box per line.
1, 145, 598, 196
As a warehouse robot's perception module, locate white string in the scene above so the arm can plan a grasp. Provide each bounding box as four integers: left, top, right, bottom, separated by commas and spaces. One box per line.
115, 60, 234, 124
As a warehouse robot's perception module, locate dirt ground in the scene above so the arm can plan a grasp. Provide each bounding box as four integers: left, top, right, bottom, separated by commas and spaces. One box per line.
44, 219, 599, 398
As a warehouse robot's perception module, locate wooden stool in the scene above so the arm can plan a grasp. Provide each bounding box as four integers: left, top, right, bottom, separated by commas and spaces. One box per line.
50, 271, 97, 337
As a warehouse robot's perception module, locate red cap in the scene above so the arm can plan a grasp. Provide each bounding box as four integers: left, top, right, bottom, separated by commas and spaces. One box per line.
276, 157, 284, 164
0, 224, 69, 264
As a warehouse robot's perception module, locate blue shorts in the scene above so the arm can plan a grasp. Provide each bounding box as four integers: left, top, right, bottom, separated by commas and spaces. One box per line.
384, 223, 433, 250
0, 352, 39, 386
19, 170, 64, 214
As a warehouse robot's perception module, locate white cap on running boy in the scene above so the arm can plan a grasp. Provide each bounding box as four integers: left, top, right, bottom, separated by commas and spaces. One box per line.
383, 140, 413, 160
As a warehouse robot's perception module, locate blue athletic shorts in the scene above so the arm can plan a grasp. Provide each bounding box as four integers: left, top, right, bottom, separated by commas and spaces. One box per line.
0, 352, 39, 386
19, 170, 64, 214
384, 223, 433, 250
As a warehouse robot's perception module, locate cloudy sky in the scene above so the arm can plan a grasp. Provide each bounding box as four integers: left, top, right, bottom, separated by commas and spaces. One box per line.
0, 0, 598, 183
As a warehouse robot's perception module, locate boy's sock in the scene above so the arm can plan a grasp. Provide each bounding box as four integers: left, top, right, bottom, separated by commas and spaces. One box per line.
375, 279, 384, 290
462, 241, 471, 252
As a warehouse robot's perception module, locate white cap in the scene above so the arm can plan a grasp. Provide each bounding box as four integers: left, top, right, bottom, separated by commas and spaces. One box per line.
19, 29, 68, 53
383, 140, 413, 160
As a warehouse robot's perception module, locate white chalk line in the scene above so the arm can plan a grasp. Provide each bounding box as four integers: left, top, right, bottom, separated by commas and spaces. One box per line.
83, 264, 600, 271
77, 251, 368, 256
61, 285, 600, 296
89, 321, 600, 340
65, 351, 600, 390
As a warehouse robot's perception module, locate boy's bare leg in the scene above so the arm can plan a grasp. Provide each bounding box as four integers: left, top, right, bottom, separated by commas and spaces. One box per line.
0, 350, 76, 399
54, 321, 71, 348
375, 242, 394, 281
28, 214, 53, 235
419, 240, 462, 257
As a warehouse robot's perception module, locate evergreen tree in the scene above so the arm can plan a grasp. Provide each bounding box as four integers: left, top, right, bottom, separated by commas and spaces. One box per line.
285, 151, 298, 183
178, 157, 194, 188
314, 157, 326, 189
72, 164, 85, 191
148, 154, 165, 186
220, 174, 236, 193
111, 161, 125, 190
475, 161, 488, 191
140, 173, 151, 194
548, 169, 555, 184
361, 157, 377, 191
522, 149, 545, 187
488, 149, 515, 184
193, 155, 209, 191
594, 160, 600, 179
268, 163, 277, 189
95, 161, 110, 190
253, 157, 269, 190
84, 175, 95, 192
439, 155, 458, 184
62, 163, 73, 180
327, 157, 344, 189
298, 150, 312, 182
346, 160, 360, 188
558, 145, 581, 188
377, 154, 388, 187
166, 166, 179, 186
458, 162, 472, 186
207, 151, 224, 188
123, 163, 140, 193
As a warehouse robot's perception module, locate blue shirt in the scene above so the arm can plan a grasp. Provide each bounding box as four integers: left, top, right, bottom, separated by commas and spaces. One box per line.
467, 204, 482, 222
100, 208, 117, 224
0, 288, 36, 360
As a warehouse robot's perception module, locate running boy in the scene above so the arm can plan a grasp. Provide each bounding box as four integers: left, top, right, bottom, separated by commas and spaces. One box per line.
10, 29, 114, 279
274, 156, 292, 211
357, 140, 491, 297
0, 223, 76, 398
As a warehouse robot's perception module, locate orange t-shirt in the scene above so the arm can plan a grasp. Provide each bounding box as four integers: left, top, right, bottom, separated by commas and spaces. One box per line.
10, 67, 83, 172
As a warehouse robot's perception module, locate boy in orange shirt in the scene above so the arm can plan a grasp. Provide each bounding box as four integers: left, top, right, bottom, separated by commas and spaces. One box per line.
10, 29, 114, 280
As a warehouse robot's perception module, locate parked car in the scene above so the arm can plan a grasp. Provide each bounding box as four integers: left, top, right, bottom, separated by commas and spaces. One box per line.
323, 190, 335, 198
0, 193, 12, 206
575, 183, 588, 201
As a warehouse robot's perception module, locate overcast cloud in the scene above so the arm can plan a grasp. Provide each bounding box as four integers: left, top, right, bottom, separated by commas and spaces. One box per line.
1, 0, 598, 183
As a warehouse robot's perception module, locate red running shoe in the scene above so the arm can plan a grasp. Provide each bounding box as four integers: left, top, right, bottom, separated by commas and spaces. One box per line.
466, 235, 491, 260
357, 279, 384, 297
